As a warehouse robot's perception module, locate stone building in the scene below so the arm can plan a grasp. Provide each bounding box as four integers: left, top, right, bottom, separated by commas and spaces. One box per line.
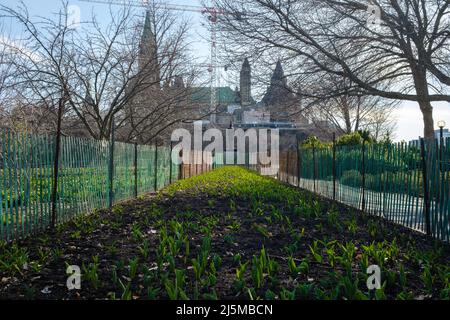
121, 10, 194, 144
124, 12, 334, 145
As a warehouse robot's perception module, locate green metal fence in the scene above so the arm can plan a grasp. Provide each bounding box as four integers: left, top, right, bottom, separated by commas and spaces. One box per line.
4, 129, 449, 243
283, 138, 449, 242
245, 138, 449, 242
0, 129, 180, 241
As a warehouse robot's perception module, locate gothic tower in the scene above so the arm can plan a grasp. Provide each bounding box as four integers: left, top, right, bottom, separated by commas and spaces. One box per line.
239, 58, 252, 107
139, 11, 160, 86
262, 60, 295, 122
262, 60, 293, 107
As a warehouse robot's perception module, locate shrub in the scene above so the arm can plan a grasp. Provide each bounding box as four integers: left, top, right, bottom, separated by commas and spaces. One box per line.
301, 136, 330, 149
336, 132, 363, 146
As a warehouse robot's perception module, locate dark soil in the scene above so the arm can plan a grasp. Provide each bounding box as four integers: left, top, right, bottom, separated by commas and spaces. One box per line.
0, 167, 449, 300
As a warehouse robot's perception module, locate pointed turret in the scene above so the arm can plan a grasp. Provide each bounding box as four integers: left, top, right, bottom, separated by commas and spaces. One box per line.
262, 60, 293, 107
239, 58, 252, 107
271, 60, 288, 88
139, 10, 160, 86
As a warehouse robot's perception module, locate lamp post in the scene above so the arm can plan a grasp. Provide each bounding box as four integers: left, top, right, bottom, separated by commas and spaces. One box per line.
437, 120, 446, 209
134, 137, 138, 198
438, 120, 446, 171
438, 120, 446, 142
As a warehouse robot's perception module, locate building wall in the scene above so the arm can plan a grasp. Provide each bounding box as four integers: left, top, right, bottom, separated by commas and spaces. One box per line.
243, 109, 270, 124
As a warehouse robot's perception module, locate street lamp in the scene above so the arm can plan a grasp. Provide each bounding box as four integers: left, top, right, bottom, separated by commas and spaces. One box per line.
437, 120, 446, 141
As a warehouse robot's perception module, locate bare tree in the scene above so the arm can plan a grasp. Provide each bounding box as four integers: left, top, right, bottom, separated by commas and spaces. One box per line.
1, 1, 78, 138
214, 0, 450, 139
0, 21, 60, 134
1, 1, 204, 142
308, 95, 397, 138
299, 73, 399, 139
0, 21, 19, 129
0, 33, 9, 126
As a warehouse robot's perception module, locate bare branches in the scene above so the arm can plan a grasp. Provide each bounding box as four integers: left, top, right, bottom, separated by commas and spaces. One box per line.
1, 0, 203, 142
214, 0, 450, 138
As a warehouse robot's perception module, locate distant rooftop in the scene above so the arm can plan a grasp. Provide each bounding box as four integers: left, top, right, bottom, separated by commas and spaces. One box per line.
190, 87, 239, 105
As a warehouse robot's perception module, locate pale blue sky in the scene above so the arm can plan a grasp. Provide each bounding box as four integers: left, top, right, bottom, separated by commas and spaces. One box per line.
1, 0, 449, 141
1, 0, 231, 88
0, 0, 210, 57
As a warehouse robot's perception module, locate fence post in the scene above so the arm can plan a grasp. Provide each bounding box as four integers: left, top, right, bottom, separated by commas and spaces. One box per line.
439, 136, 444, 215
286, 149, 290, 184
361, 140, 366, 212
179, 149, 184, 180
201, 150, 203, 174
51, 97, 64, 227
246, 151, 249, 169
332, 133, 336, 201
195, 150, 198, 176
169, 141, 173, 184
420, 138, 431, 236
134, 142, 138, 198
438, 135, 448, 227
313, 145, 316, 193
256, 151, 260, 174
296, 135, 301, 187
108, 116, 115, 209
154, 143, 158, 191
380, 144, 384, 217
188, 150, 192, 178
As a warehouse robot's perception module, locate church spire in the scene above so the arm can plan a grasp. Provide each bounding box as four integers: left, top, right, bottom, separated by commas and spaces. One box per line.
140, 11, 156, 57
139, 10, 160, 86
239, 58, 252, 107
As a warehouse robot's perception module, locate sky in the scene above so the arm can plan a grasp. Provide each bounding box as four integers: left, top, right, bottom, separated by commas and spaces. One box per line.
395, 101, 450, 142
0, 0, 211, 62
1, 0, 449, 142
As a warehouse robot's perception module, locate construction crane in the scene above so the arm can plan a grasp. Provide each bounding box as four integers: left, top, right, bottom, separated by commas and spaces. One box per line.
79, 0, 232, 124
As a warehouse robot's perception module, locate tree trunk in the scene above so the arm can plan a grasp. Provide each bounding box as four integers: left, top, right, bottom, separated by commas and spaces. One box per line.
354, 96, 361, 132
340, 96, 352, 133
412, 65, 435, 140
419, 101, 435, 140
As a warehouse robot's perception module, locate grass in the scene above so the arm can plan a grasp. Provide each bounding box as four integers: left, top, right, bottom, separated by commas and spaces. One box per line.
0, 166, 449, 300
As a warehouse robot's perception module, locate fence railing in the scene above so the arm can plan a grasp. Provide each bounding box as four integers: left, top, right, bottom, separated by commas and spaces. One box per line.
0, 129, 215, 241
3, 130, 449, 243
256, 138, 449, 242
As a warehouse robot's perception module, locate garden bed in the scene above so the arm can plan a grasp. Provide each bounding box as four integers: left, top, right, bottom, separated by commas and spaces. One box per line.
0, 166, 449, 300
